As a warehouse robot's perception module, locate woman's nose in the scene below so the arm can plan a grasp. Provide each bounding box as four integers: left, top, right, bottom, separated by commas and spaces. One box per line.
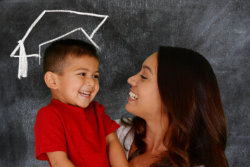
127, 74, 137, 86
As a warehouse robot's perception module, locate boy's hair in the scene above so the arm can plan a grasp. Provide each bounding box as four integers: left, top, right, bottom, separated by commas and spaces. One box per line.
43, 39, 98, 74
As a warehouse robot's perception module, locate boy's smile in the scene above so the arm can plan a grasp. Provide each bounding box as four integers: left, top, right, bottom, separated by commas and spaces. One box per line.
52, 55, 99, 108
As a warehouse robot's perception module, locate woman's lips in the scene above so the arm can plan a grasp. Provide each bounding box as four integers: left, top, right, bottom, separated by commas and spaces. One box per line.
129, 91, 138, 100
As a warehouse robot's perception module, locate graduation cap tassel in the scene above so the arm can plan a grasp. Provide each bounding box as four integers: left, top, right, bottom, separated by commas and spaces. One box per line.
18, 40, 28, 79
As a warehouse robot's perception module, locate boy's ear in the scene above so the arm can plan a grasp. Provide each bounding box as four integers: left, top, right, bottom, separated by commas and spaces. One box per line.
44, 71, 59, 89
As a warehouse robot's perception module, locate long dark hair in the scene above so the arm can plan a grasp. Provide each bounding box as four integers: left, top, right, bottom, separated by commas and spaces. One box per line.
124, 46, 228, 167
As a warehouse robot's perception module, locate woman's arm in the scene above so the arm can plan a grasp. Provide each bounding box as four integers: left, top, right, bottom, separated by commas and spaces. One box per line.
106, 132, 129, 167
47, 151, 75, 167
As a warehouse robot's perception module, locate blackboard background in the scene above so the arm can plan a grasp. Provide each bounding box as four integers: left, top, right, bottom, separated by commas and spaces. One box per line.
0, 0, 249, 166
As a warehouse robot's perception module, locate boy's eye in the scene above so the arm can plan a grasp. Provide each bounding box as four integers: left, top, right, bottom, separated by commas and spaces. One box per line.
79, 73, 86, 76
140, 75, 147, 79
93, 75, 99, 79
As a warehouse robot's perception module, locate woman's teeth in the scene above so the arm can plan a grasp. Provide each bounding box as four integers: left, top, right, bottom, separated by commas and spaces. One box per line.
129, 92, 138, 100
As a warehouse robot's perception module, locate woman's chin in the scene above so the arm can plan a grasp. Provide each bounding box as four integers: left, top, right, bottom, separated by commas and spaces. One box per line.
126, 104, 141, 118
125, 103, 134, 114
125, 103, 130, 111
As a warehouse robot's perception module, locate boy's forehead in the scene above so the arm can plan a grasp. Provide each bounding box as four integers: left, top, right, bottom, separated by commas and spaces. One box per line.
62, 54, 99, 70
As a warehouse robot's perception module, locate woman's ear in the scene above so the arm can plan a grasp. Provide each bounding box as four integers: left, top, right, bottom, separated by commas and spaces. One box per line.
44, 71, 59, 89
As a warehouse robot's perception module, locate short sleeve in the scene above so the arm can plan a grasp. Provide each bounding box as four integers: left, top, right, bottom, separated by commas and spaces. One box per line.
34, 106, 67, 160
94, 102, 120, 136
115, 119, 133, 159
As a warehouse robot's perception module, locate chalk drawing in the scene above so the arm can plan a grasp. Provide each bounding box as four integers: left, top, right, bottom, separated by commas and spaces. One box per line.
10, 10, 108, 79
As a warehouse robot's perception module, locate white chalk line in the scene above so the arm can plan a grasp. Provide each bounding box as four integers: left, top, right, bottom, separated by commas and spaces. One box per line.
10, 10, 108, 79
38, 27, 99, 64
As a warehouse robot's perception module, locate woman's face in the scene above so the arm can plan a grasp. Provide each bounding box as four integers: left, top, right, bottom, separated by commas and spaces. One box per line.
126, 53, 163, 121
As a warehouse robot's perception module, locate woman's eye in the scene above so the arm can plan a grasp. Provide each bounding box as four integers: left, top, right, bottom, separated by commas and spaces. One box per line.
140, 75, 147, 79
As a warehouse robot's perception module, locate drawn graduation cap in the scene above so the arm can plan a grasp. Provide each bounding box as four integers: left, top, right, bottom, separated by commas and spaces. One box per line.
10, 10, 108, 79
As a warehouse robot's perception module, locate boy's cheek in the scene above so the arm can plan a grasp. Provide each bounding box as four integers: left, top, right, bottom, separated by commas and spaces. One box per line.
91, 85, 99, 99
95, 86, 100, 95
95, 83, 100, 92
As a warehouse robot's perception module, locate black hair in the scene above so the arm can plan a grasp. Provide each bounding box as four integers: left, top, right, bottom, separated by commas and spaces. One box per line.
43, 39, 98, 74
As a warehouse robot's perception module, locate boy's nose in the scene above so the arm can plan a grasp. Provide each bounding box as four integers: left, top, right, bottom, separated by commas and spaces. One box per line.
86, 77, 94, 86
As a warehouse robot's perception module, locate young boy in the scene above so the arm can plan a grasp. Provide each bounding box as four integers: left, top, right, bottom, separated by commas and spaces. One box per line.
34, 39, 128, 167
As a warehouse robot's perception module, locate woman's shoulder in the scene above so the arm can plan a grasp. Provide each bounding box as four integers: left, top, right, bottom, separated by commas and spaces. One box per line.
115, 118, 133, 142
115, 118, 134, 158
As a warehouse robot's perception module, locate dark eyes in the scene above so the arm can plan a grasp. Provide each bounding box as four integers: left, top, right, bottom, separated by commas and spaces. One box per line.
93, 75, 99, 79
140, 75, 147, 79
79, 73, 86, 76
79, 73, 99, 79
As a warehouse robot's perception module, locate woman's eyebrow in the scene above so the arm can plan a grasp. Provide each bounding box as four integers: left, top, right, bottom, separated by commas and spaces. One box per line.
142, 65, 153, 74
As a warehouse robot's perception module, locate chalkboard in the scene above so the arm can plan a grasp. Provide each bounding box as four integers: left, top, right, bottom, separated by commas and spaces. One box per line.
0, 0, 249, 166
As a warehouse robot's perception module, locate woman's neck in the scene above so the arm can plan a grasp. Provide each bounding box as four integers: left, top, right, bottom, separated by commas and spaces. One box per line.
144, 115, 169, 153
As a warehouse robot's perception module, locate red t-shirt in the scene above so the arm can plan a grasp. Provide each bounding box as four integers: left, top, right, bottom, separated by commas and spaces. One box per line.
34, 99, 120, 167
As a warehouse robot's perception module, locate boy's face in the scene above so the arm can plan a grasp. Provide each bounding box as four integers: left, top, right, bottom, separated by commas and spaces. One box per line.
54, 55, 100, 108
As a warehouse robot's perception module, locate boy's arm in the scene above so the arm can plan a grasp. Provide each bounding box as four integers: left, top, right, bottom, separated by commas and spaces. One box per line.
47, 151, 75, 167
106, 132, 129, 167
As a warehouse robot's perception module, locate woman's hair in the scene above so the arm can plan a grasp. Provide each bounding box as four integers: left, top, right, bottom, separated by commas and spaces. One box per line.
123, 46, 228, 167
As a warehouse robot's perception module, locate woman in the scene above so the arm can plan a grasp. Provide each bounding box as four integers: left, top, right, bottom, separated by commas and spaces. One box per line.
117, 46, 229, 167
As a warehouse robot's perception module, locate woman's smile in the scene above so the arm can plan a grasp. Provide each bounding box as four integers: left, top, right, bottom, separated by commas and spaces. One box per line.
129, 91, 138, 101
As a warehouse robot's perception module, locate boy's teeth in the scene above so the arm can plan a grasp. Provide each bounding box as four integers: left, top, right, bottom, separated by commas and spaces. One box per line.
129, 92, 138, 100
80, 91, 91, 96
83, 91, 90, 95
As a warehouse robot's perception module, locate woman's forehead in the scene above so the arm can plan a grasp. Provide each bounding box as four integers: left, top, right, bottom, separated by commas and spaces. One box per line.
143, 52, 158, 72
